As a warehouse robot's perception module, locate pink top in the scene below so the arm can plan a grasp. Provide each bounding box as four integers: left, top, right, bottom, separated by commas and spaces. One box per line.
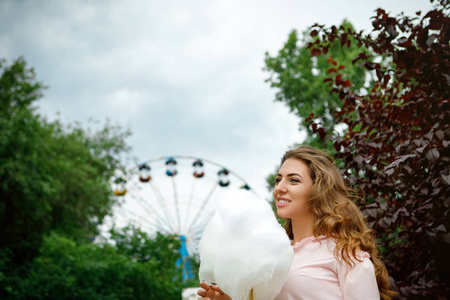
276, 236, 380, 300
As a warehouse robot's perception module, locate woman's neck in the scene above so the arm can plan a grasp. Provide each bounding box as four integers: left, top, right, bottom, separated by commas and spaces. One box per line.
291, 216, 315, 244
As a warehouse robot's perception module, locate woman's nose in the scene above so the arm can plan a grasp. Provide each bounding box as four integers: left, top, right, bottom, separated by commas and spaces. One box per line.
275, 180, 287, 193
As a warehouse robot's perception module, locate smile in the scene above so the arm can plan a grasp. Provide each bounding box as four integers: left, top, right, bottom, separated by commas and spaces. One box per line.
277, 198, 291, 207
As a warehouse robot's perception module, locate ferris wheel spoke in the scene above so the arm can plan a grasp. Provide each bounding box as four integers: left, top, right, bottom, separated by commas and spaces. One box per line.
190, 209, 216, 238
171, 177, 181, 232
188, 232, 202, 245
186, 180, 219, 233
186, 237, 201, 255
117, 204, 168, 233
127, 190, 174, 233
127, 190, 171, 230
187, 232, 203, 255
149, 181, 178, 232
130, 191, 173, 232
182, 179, 196, 233
114, 208, 169, 234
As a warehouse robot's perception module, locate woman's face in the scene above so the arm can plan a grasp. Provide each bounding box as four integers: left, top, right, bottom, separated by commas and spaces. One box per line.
273, 158, 314, 220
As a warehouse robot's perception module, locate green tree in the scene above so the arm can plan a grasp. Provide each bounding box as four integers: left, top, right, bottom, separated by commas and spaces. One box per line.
0, 57, 131, 266
264, 20, 369, 150
6, 229, 182, 300
0, 57, 194, 299
110, 225, 181, 273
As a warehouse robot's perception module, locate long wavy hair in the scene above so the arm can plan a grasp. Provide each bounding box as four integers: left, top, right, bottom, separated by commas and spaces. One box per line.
280, 145, 396, 300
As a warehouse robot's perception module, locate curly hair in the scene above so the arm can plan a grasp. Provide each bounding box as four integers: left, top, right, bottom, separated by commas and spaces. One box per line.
280, 145, 396, 300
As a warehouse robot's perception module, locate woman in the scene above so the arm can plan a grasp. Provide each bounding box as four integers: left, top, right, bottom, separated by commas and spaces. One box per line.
198, 146, 395, 300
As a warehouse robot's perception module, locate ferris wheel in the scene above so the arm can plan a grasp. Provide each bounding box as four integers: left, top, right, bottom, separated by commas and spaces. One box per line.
110, 155, 256, 278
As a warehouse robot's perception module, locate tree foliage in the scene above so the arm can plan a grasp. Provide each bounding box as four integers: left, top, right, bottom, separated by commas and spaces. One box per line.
264, 20, 370, 150
2, 228, 182, 300
0, 57, 131, 266
0, 57, 188, 299
306, 1, 449, 298
110, 225, 181, 273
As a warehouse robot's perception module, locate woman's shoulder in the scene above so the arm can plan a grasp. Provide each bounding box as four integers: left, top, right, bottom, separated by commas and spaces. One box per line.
325, 236, 371, 259
319, 237, 373, 271
291, 235, 371, 262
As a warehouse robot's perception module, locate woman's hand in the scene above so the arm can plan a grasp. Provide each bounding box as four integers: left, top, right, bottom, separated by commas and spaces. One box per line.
197, 281, 232, 300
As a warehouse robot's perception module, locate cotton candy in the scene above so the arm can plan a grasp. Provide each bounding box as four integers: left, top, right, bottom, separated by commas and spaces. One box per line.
198, 189, 293, 300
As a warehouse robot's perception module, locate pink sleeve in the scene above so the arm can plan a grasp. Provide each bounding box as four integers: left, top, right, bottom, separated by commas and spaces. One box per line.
337, 252, 380, 300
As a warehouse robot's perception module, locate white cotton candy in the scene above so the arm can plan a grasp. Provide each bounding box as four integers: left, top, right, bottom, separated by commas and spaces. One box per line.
198, 213, 223, 285
198, 189, 293, 300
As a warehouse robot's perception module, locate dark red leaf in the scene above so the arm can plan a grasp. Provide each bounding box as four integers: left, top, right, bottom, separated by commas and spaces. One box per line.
305, 112, 315, 122
397, 37, 411, 47
376, 69, 383, 81
334, 141, 341, 151
387, 24, 399, 38
424, 131, 434, 140
385, 154, 416, 171
311, 48, 322, 56
431, 188, 440, 195
425, 148, 440, 160
367, 208, 378, 218
416, 144, 428, 153
328, 68, 337, 74
354, 156, 363, 163
426, 34, 437, 46
442, 175, 450, 186
443, 74, 450, 84
435, 224, 446, 232
403, 165, 413, 173
435, 130, 444, 139
364, 62, 376, 70
420, 187, 429, 195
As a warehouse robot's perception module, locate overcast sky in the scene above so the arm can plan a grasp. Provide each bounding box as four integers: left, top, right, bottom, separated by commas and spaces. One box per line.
0, 0, 434, 199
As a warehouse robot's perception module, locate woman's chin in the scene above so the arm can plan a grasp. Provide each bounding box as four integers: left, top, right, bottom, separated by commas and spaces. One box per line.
276, 209, 290, 219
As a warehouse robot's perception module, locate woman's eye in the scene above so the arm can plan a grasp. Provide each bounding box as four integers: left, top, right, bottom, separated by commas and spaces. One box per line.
290, 178, 300, 183
274, 178, 281, 184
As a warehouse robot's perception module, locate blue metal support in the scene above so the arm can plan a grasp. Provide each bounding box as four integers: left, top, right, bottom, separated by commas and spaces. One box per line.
176, 235, 194, 281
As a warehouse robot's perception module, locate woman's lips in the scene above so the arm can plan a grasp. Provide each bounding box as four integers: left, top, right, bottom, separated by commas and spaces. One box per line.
277, 197, 291, 207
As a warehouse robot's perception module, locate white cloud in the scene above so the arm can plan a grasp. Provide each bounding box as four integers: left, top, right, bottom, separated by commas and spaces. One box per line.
0, 0, 435, 228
